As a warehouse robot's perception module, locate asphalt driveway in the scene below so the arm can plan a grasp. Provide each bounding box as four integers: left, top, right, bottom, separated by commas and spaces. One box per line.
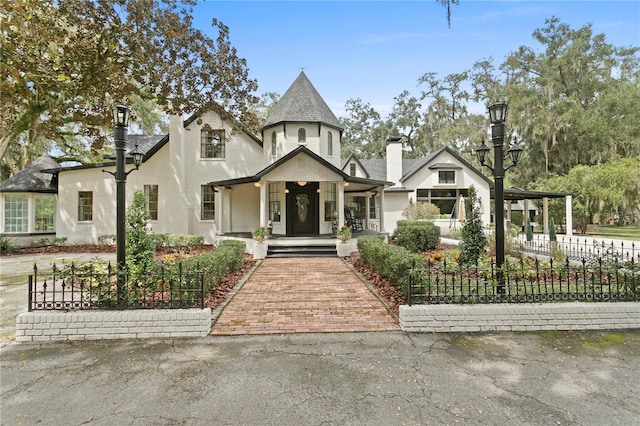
2, 331, 639, 425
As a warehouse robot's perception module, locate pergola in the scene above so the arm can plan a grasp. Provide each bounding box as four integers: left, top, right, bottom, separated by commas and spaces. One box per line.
494, 187, 573, 236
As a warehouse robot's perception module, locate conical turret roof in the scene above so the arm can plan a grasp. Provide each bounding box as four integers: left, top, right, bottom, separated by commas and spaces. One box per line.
263, 71, 342, 130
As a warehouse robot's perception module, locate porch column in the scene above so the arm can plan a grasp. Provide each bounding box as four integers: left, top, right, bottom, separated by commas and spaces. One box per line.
565, 195, 573, 236
542, 197, 549, 234
338, 182, 345, 227
523, 199, 529, 226
259, 182, 267, 227
365, 191, 371, 230
378, 186, 385, 232
506, 200, 512, 223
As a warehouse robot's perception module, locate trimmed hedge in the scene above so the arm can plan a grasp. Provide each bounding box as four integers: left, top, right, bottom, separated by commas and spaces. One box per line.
153, 233, 205, 253
167, 239, 246, 290
392, 220, 440, 252
358, 235, 427, 295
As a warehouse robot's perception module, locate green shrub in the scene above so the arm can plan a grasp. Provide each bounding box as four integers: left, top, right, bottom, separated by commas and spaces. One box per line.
152, 234, 204, 253
510, 211, 524, 227
0, 236, 18, 254
126, 190, 155, 282
358, 236, 427, 295
549, 218, 557, 242
392, 220, 440, 252
458, 186, 487, 266
172, 239, 246, 290
525, 217, 534, 241
402, 202, 440, 220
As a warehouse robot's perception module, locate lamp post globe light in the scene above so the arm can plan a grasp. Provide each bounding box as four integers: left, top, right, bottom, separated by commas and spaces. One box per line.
475, 102, 523, 293
110, 105, 143, 300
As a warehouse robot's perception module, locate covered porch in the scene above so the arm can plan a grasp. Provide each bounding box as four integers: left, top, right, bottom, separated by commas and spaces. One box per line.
209, 146, 392, 237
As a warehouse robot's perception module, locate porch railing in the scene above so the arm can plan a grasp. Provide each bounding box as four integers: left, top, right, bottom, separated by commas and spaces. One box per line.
28, 262, 205, 311
408, 257, 639, 305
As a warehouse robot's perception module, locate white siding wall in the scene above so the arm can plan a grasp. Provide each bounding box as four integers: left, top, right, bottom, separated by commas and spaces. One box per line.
383, 191, 411, 235
402, 151, 492, 226
56, 111, 264, 244
264, 124, 340, 168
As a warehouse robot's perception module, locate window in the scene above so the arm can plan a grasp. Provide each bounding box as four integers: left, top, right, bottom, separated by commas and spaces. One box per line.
417, 188, 468, 217
201, 185, 215, 220
78, 192, 93, 221
327, 132, 333, 156
438, 170, 455, 184
201, 129, 225, 158
268, 183, 281, 222
324, 183, 336, 221
369, 194, 378, 219
298, 128, 306, 144
349, 163, 356, 176
35, 196, 55, 232
4, 195, 28, 233
144, 185, 158, 220
271, 131, 277, 156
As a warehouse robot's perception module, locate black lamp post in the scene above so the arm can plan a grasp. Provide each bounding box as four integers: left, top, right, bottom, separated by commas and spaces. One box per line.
107, 105, 143, 299
475, 102, 523, 293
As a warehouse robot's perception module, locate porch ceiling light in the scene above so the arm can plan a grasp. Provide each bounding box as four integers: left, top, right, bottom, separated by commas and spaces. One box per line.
343, 182, 349, 187
254, 182, 261, 188
297, 181, 307, 186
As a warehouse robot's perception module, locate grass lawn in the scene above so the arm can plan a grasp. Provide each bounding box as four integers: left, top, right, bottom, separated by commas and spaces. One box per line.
587, 225, 640, 241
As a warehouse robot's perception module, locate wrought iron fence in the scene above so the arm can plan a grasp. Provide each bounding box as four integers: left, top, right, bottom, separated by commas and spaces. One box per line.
512, 236, 637, 263
28, 262, 205, 311
408, 256, 640, 305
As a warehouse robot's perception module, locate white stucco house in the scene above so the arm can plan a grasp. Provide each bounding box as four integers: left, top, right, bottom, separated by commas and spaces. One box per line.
1, 72, 572, 249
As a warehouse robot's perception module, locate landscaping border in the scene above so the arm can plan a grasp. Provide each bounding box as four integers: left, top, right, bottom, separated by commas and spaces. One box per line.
400, 302, 640, 333
15, 308, 211, 342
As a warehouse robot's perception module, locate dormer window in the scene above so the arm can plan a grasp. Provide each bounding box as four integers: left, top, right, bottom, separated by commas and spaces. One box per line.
349, 163, 356, 176
438, 170, 455, 184
271, 131, 277, 155
201, 129, 225, 158
298, 128, 306, 144
328, 132, 333, 156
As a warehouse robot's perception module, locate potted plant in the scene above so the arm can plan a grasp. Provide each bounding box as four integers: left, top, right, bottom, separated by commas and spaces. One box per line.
252, 226, 268, 243
336, 226, 352, 243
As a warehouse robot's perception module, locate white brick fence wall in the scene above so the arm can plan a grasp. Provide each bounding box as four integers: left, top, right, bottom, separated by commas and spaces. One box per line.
400, 302, 640, 333
15, 309, 211, 342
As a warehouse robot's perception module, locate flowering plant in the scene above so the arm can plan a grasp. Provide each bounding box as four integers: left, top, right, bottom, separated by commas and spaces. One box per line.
252, 226, 269, 242
336, 225, 352, 242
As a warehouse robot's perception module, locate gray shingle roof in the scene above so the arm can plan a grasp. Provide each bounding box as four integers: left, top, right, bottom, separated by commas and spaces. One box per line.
0, 154, 59, 193
263, 71, 342, 130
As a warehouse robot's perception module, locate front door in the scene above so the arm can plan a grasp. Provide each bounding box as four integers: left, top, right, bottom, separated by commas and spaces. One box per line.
286, 182, 319, 236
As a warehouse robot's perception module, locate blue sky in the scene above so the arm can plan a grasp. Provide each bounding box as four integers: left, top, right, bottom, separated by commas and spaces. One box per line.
193, 1, 640, 117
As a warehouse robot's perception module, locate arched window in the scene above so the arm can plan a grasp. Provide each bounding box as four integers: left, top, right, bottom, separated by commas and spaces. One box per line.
327, 132, 333, 156
298, 128, 306, 144
271, 131, 277, 155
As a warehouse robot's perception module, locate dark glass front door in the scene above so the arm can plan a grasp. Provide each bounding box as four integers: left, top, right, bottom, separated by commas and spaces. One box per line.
286, 182, 319, 235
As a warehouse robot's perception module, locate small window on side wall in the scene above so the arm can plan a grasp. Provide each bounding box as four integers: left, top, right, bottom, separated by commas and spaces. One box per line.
438, 170, 455, 184
271, 131, 277, 155
327, 132, 333, 156
298, 128, 306, 144
201, 185, 215, 220
201, 129, 225, 158
349, 163, 356, 176
144, 185, 159, 220
78, 191, 93, 222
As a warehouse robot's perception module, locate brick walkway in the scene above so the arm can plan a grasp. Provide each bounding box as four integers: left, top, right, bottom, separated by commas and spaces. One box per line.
210, 258, 400, 335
